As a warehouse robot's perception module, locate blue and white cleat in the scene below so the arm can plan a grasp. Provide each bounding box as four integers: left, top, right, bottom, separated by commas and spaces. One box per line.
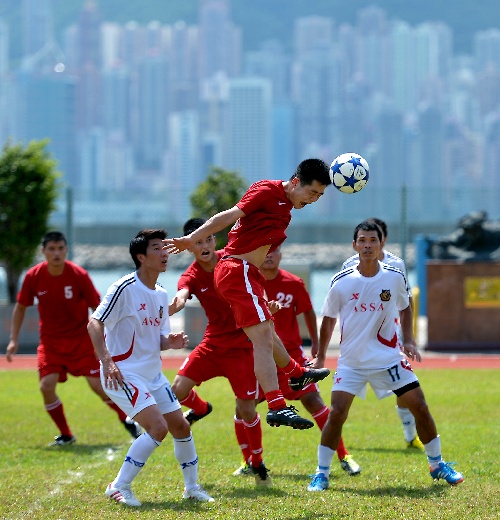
430, 461, 464, 485
307, 472, 329, 492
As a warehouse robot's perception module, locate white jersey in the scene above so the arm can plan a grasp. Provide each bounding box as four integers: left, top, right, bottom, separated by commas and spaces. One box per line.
322, 262, 410, 369
92, 271, 171, 380
342, 250, 412, 296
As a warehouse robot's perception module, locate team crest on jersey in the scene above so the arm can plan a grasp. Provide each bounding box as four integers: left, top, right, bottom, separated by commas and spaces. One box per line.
159, 306, 164, 319
380, 289, 391, 302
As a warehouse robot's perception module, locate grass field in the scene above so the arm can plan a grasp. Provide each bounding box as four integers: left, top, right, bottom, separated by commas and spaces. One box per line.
1, 368, 499, 520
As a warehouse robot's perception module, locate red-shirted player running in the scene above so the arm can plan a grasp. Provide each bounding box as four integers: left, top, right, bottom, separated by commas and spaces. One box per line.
170, 218, 271, 486
5, 231, 141, 445
165, 159, 332, 429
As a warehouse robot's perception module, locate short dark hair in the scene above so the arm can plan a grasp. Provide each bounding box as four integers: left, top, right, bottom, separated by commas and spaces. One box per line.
183, 218, 206, 236
290, 158, 331, 186
367, 217, 387, 238
42, 231, 66, 247
129, 229, 167, 269
353, 220, 382, 242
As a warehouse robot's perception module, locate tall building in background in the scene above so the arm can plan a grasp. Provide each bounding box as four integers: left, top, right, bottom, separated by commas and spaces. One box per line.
75, 0, 102, 132
198, 0, 242, 80
22, 0, 54, 57
167, 21, 199, 110
167, 110, 200, 221
14, 68, 77, 184
135, 50, 169, 171
226, 77, 271, 184
474, 29, 500, 72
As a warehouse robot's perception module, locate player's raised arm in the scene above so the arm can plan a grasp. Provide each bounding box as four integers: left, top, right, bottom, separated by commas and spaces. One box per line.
164, 206, 244, 254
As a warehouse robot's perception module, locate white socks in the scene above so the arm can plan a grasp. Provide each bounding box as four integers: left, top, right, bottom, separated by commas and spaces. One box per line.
424, 435, 442, 469
316, 444, 335, 477
396, 406, 417, 442
174, 434, 199, 490
114, 432, 160, 488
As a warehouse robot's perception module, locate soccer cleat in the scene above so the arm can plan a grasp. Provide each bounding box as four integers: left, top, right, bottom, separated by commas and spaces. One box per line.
307, 472, 329, 492
183, 402, 213, 426
182, 485, 215, 502
266, 406, 314, 429
48, 434, 76, 446
122, 417, 143, 439
105, 483, 142, 507
407, 435, 425, 451
340, 455, 361, 476
289, 367, 331, 390
430, 461, 464, 485
250, 462, 272, 486
233, 461, 252, 476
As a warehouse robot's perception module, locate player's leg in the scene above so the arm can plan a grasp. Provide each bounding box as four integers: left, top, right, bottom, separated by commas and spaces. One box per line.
39, 371, 75, 445
308, 390, 355, 491
300, 391, 360, 476
396, 386, 464, 485
172, 344, 220, 425
236, 398, 270, 486
163, 407, 214, 501
106, 404, 166, 507
270, 327, 330, 390
85, 374, 142, 438
395, 395, 423, 449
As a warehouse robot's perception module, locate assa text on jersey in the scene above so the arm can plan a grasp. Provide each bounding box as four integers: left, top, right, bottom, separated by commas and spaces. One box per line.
142, 317, 161, 326
353, 302, 385, 312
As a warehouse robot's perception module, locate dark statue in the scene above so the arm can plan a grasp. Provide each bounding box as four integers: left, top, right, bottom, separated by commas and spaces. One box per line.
426, 211, 500, 261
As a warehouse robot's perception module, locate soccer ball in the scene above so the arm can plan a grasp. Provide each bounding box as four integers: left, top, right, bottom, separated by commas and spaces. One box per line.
330, 153, 370, 194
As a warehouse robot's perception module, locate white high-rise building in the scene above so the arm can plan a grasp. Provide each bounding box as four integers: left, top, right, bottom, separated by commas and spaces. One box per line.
225, 77, 271, 184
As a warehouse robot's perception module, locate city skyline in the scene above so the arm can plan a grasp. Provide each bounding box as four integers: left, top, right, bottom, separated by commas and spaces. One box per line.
0, 0, 499, 230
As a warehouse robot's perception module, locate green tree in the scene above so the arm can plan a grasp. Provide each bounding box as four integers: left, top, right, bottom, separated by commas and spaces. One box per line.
190, 166, 247, 248
0, 140, 61, 303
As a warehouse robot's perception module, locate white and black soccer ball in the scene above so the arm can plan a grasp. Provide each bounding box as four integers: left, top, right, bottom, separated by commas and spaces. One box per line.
329, 153, 370, 194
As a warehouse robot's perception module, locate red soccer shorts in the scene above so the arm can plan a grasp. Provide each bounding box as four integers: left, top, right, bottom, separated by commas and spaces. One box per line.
177, 341, 260, 400
214, 257, 273, 329
37, 335, 100, 383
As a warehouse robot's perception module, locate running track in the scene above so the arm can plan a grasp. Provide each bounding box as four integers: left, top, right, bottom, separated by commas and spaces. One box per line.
2, 353, 500, 371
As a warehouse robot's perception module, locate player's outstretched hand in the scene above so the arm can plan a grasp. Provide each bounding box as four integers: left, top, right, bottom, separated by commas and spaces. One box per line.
169, 296, 185, 316
163, 237, 191, 254
402, 343, 421, 362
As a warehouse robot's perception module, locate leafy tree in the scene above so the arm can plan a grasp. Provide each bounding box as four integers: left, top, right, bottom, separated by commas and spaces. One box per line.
190, 166, 247, 248
0, 140, 61, 303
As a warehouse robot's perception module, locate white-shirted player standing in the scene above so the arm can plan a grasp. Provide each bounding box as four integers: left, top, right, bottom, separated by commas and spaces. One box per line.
342, 217, 423, 450
88, 229, 214, 507
307, 220, 464, 492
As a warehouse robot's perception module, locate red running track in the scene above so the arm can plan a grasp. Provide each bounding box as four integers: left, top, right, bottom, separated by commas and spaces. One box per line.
2, 353, 500, 371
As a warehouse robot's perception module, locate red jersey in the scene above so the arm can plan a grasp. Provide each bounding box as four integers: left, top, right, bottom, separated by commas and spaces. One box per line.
17, 260, 101, 343
225, 180, 293, 256
177, 251, 251, 349
263, 269, 313, 354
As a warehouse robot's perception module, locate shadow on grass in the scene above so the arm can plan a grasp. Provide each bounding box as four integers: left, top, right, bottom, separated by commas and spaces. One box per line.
36, 443, 123, 454
275, 473, 449, 498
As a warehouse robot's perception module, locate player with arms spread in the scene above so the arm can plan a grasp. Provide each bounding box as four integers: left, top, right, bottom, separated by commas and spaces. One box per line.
5, 231, 141, 445
165, 159, 332, 429
307, 220, 464, 492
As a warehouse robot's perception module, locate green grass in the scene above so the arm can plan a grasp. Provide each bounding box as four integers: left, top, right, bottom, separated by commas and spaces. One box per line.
1, 369, 499, 519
